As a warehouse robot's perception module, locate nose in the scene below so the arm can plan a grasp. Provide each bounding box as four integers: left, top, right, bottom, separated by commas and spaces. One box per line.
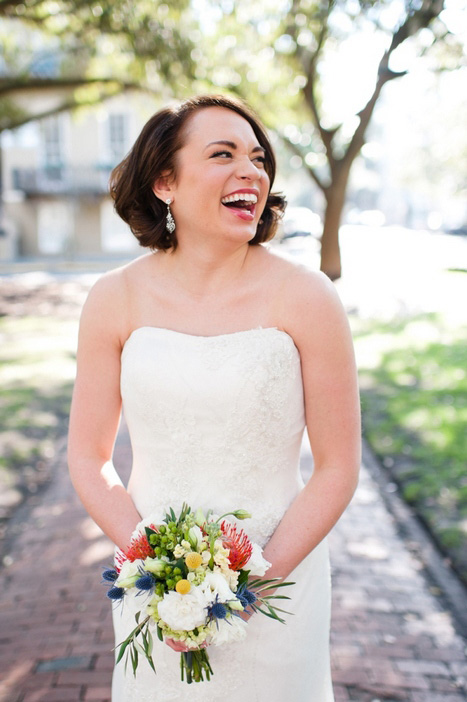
236, 157, 261, 180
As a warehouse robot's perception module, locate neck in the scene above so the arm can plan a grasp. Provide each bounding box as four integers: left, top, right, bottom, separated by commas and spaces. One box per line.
161, 239, 252, 298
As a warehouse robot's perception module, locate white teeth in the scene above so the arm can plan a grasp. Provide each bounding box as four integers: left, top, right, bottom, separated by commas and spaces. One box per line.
221, 192, 258, 204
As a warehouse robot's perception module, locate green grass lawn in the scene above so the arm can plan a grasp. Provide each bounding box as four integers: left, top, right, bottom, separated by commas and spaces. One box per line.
0, 316, 78, 506
351, 310, 467, 582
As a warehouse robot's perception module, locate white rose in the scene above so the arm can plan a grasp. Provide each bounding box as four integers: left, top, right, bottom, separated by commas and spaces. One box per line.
208, 616, 248, 646
157, 590, 207, 632
198, 572, 237, 605
116, 559, 144, 588
244, 543, 271, 577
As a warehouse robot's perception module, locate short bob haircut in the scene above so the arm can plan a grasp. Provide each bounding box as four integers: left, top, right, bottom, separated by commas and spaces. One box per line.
110, 94, 286, 250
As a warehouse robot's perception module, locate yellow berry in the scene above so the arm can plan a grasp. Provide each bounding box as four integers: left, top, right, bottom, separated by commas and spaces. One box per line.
185, 552, 203, 570
175, 579, 191, 595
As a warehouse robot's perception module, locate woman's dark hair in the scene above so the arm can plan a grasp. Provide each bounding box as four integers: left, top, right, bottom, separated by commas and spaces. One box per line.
110, 94, 286, 250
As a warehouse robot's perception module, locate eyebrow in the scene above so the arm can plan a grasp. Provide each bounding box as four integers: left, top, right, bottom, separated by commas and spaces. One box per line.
205, 140, 266, 155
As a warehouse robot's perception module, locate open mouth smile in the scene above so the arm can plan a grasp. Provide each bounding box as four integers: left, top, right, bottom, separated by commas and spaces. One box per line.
220, 192, 258, 220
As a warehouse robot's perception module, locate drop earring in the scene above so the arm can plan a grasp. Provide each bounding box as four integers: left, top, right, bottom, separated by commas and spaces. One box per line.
165, 198, 175, 234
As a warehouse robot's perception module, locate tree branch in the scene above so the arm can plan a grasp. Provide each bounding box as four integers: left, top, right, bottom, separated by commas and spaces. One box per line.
0, 82, 158, 132
298, 3, 339, 165
343, 0, 445, 169
388, 0, 444, 55
0, 77, 141, 98
282, 136, 329, 194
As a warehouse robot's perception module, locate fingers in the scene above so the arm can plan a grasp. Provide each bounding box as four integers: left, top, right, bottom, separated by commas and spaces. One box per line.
165, 638, 209, 652
165, 638, 189, 652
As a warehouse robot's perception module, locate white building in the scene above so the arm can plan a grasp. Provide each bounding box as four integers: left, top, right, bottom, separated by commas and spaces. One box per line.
1, 95, 158, 260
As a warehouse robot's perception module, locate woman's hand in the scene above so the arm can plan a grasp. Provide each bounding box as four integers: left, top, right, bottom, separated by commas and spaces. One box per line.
165, 638, 208, 652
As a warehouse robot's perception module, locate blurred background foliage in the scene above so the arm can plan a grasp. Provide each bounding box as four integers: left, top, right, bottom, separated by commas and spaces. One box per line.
1, 0, 465, 277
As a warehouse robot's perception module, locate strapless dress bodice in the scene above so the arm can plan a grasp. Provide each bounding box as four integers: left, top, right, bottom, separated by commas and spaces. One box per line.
120, 326, 306, 545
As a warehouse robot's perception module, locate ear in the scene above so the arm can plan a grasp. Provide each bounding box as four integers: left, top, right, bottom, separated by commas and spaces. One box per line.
152, 170, 176, 202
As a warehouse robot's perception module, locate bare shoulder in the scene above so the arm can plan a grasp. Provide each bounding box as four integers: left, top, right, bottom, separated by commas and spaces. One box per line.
258, 247, 338, 311
80, 253, 153, 347
260, 249, 350, 348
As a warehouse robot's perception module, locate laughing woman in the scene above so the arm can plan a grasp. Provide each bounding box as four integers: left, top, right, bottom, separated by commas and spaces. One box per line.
68, 94, 361, 702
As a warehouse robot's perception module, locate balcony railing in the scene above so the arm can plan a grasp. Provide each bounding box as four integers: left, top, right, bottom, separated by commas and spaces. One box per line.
12, 165, 115, 196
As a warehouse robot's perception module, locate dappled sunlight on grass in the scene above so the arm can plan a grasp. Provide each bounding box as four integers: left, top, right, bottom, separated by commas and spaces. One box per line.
0, 316, 78, 501
351, 311, 467, 582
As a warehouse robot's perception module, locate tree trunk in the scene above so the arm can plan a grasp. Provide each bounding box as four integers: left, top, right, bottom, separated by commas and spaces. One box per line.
320, 179, 348, 280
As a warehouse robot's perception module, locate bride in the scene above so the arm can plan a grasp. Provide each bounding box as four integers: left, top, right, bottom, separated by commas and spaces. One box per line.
68, 94, 361, 701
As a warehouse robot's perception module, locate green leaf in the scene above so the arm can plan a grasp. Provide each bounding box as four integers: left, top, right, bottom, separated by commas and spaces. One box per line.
261, 594, 291, 600
147, 654, 156, 673
147, 632, 154, 657
254, 605, 286, 623
130, 645, 139, 676
115, 642, 128, 665
237, 570, 250, 587
134, 639, 145, 656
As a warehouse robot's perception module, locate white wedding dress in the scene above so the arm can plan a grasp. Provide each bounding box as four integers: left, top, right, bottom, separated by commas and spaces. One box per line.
112, 326, 334, 701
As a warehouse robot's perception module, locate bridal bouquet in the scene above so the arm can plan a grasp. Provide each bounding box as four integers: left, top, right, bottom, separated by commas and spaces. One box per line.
102, 503, 293, 683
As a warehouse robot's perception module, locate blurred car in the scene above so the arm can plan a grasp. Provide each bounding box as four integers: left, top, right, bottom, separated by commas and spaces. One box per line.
446, 225, 467, 237
278, 206, 322, 243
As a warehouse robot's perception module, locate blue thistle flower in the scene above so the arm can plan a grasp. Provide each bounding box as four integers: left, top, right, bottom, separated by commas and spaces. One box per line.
107, 586, 125, 600
237, 593, 248, 608
102, 568, 118, 582
208, 601, 228, 620
135, 573, 156, 591
236, 585, 257, 609
243, 589, 257, 605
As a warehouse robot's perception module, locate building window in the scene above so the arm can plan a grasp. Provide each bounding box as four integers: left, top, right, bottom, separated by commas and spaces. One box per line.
41, 115, 64, 180
108, 113, 128, 164
37, 202, 73, 254
100, 199, 137, 252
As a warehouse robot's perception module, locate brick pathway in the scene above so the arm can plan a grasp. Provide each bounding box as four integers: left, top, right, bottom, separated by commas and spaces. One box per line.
0, 428, 466, 702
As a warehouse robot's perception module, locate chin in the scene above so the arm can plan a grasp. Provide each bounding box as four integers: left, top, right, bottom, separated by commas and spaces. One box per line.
223, 227, 257, 245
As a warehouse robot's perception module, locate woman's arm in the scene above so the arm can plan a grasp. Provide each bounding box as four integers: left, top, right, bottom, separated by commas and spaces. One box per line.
68, 271, 141, 552
262, 269, 361, 579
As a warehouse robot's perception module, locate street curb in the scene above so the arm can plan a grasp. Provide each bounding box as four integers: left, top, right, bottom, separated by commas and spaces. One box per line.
362, 439, 467, 640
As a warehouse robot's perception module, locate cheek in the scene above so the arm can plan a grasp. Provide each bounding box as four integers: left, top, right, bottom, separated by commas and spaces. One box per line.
261, 174, 270, 201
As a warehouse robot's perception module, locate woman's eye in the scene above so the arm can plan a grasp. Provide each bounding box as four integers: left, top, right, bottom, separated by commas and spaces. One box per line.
211, 150, 232, 158
254, 156, 266, 166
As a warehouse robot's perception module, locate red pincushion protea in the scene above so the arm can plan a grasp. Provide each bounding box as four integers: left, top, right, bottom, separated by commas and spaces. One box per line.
220, 521, 253, 571
115, 528, 156, 572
